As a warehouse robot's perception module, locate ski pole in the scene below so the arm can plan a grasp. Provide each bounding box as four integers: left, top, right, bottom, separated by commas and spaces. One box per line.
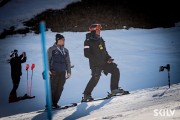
30, 64, 35, 96
26, 64, 29, 95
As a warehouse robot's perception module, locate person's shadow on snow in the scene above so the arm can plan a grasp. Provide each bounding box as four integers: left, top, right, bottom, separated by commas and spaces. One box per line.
64, 98, 112, 120
32, 112, 47, 120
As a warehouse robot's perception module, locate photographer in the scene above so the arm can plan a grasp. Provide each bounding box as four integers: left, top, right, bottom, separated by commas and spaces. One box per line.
8, 49, 27, 103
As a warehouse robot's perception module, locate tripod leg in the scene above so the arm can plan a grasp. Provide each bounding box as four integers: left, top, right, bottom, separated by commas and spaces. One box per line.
168, 72, 170, 88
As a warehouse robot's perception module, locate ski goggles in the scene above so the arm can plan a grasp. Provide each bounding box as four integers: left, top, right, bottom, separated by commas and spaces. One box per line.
89, 24, 102, 31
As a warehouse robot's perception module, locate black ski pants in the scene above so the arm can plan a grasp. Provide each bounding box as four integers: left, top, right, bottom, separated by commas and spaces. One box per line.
50, 71, 66, 106
10, 75, 20, 96
83, 62, 120, 95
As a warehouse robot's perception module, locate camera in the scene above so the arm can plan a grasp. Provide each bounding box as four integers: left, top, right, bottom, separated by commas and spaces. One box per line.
10, 49, 18, 58
159, 64, 170, 72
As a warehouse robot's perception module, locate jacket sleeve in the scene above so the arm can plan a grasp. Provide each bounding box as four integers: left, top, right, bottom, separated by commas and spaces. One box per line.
19, 54, 27, 63
102, 40, 111, 61
65, 49, 71, 74
105, 51, 111, 61
47, 47, 53, 70
84, 40, 93, 59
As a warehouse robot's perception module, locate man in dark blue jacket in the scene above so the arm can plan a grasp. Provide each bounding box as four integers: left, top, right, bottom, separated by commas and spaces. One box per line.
9, 49, 26, 103
48, 34, 71, 108
82, 24, 129, 102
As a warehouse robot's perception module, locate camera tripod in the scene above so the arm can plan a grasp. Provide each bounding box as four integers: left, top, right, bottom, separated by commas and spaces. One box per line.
159, 64, 170, 88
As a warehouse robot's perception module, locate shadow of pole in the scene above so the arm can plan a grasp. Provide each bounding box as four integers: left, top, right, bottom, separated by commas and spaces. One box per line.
32, 112, 48, 120
64, 98, 112, 120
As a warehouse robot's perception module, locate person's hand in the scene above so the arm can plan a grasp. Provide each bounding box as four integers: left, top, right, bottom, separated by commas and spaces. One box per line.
49, 71, 52, 75
107, 58, 114, 64
66, 73, 71, 79
22, 52, 26, 57
42, 71, 54, 80
107, 60, 112, 64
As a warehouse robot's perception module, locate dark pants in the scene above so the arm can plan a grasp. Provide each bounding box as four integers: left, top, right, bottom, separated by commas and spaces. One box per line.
50, 71, 66, 106
83, 62, 120, 95
10, 75, 20, 95
9, 75, 20, 102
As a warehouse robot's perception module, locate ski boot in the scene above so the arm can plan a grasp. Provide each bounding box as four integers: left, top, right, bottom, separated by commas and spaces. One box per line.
45, 104, 60, 109
111, 88, 129, 96
81, 94, 94, 102
9, 93, 18, 103
52, 104, 60, 109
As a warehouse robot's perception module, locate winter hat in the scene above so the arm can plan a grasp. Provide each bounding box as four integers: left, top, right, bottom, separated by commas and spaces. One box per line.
10, 49, 18, 58
56, 34, 64, 41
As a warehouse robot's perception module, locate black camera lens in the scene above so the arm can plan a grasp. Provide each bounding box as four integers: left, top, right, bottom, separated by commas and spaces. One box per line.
159, 66, 164, 72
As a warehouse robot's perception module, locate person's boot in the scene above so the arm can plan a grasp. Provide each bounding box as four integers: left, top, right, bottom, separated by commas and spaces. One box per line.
45, 104, 60, 109
81, 94, 94, 102
111, 88, 129, 96
9, 93, 18, 103
52, 104, 60, 109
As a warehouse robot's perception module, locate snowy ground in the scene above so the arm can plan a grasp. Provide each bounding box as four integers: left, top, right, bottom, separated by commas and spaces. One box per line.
1, 83, 180, 120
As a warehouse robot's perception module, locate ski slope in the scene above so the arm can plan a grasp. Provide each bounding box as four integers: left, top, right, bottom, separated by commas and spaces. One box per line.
1, 83, 180, 120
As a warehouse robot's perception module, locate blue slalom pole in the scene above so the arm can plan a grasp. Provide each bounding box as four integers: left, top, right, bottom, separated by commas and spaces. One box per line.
40, 21, 52, 120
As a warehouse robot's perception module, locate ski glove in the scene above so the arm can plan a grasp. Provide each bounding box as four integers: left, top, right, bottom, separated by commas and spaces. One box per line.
66, 73, 71, 79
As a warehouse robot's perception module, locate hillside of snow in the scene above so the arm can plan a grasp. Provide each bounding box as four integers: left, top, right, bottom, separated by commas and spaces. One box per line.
1, 83, 180, 120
